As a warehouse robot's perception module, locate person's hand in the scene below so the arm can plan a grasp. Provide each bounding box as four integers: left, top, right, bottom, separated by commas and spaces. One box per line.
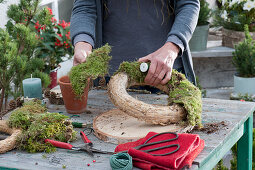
138, 42, 179, 86
73, 42, 92, 66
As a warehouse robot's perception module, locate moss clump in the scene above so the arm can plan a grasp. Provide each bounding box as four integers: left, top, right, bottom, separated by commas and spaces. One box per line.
20, 100, 47, 113
167, 70, 202, 127
116, 61, 147, 83
8, 101, 46, 129
117, 61, 202, 127
8, 101, 76, 153
70, 44, 112, 97
8, 110, 34, 130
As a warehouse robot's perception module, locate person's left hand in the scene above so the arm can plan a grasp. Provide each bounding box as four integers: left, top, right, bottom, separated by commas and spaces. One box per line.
138, 42, 180, 86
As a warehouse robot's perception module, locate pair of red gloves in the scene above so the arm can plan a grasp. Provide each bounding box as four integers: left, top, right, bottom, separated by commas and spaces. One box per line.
115, 132, 204, 170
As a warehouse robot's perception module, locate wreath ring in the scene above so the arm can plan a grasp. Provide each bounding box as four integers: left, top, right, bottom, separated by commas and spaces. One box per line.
0, 120, 21, 153
108, 72, 187, 125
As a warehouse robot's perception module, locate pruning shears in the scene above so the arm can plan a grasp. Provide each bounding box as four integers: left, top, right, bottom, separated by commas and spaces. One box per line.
45, 131, 113, 156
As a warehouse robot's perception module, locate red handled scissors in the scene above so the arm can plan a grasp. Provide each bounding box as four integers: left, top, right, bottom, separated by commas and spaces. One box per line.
45, 131, 114, 156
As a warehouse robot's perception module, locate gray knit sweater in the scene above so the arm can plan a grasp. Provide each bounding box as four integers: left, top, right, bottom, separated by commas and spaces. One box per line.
70, 0, 200, 83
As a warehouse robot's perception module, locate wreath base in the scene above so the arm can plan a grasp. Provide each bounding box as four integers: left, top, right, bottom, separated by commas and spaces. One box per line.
0, 120, 21, 154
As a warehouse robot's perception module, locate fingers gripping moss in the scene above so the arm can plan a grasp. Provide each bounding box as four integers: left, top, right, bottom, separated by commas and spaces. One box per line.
116, 61, 202, 127
70, 44, 112, 97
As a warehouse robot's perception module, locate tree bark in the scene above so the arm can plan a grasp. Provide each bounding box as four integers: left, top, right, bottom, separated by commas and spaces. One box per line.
4, 93, 8, 110
0, 88, 5, 112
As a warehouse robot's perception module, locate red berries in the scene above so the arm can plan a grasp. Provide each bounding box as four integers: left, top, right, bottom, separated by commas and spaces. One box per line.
87, 160, 96, 167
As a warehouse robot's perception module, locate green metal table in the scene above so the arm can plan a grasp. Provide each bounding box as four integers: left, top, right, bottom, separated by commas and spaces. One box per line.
0, 90, 254, 170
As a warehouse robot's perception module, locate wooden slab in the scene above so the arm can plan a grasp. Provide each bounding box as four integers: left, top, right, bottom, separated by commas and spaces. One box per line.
93, 109, 193, 144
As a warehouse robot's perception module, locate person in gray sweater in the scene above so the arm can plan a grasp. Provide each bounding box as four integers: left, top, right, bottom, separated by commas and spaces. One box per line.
70, 0, 200, 86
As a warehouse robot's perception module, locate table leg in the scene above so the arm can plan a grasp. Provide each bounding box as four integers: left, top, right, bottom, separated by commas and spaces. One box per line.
237, 115, 253, 170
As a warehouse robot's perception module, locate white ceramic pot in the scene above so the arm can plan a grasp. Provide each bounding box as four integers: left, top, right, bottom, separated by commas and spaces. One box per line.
234, 75, 255, 95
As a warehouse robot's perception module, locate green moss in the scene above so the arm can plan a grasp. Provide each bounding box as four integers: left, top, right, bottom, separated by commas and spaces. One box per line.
8, 101, 47, 130
21, 100, 47, 113
8, 110, 34, 130
117, 61, 202, 127
70, 44, 112, 97
8, 101, 76, 153
116, 61, 147, 83
168, 70, 202, 127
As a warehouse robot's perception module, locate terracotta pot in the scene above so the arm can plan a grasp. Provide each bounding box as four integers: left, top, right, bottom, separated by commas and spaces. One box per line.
58, 75, 89, 114
48, 69, 58, 89
222, 28, 255, 48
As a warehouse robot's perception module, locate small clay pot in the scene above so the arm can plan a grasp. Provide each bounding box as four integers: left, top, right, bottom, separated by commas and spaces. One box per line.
58, 75, 89, 114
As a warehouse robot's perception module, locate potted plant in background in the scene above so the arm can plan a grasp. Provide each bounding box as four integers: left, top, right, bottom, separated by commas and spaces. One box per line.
189, 0, 211, 51
2, 0, 50, 106
34, 8, 73, 89
232, 25, 255, 96
214, 0, 255, 48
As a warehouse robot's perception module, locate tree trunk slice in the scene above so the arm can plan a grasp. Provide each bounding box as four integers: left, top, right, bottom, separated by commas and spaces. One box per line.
108, 72, 187, 125
0, 120, 21, 153
93, 109, 193, 144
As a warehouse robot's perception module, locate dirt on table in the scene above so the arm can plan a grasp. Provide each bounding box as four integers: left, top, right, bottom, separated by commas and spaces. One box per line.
191, 121, 227, 134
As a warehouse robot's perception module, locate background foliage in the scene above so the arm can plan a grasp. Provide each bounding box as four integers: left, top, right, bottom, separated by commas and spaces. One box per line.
232, 25, 255, 77
198, 0, 211, 26
0, 0, 73, 111
214, 0, 255, 31
33, 7, 73, 73
4, 0, 50, 99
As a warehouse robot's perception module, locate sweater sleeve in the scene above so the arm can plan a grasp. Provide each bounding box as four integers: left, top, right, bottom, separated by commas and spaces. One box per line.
73, 33, 95, 47
166, 0, 200, 54
70, 0, 97, 47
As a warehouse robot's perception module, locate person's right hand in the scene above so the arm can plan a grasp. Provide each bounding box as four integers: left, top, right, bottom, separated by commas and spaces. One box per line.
73, 42, 92, 66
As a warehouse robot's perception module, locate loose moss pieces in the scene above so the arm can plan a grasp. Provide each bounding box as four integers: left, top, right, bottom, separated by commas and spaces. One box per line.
8, 110, 34, 130
8, 101, 77, 153
21, 100, 47, 113
70, 44, 112, 97
116, 61, 202, 127
8, 101, 46, 129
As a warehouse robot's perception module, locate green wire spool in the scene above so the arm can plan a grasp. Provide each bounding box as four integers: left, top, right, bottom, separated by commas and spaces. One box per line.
110, 153, 133, 170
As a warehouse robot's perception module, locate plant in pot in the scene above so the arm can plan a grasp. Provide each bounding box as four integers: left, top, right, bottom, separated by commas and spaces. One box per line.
33, 7, 73, 89
189, 0, 211, 51
58, 44, 112, 114
2, 0, 50, 103
214, 0, 255, 48
232, 25, 255, 96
